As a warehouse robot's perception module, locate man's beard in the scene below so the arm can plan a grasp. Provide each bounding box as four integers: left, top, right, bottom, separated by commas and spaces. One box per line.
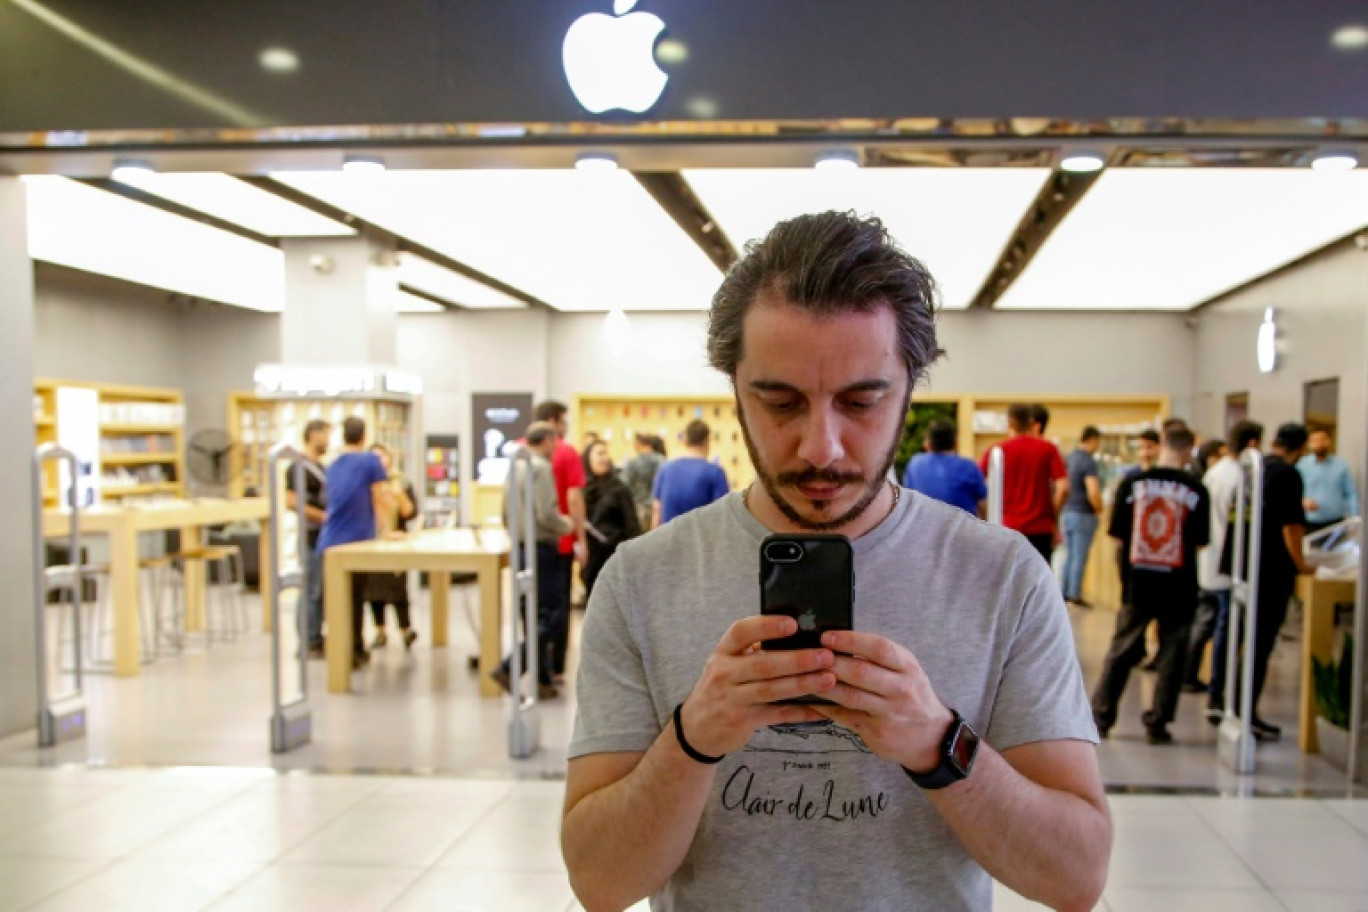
737, 398, 902, 532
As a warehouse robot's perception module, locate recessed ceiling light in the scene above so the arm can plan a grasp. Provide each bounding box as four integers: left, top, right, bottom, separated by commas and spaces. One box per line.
110, 158, 155, 184
814, 150, 860, 172
1311, 150, 1359, 172
1331, 23, 1368, 51
258, 47, 299, 73
342, 155, 386, 176
1060, 152, 1106, 173
575, 152, 620, 172
656, 38, 689, 65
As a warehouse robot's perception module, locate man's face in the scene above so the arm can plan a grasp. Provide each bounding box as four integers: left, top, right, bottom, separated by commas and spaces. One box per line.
734, 300, 907, 531
306, 429, 329, 456
1081, 437, 1099, 454
1309, 431, 1332, 458
549, 415, 568, 440
1136, 439, 1159, 466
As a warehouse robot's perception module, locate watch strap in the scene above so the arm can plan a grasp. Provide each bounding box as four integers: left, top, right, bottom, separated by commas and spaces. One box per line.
903, 710, 977, 790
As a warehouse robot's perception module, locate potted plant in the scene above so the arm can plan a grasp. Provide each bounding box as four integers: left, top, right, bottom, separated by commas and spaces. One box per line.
1313, 634, 1354, 771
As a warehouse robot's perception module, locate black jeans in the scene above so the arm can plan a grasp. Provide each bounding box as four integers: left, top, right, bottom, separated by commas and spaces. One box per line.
551, 552, 574, 676
369, 599, 412, 630
1209, 575, 1294, 717
501, 542, 565, 687
1025, 533, 1055, 567
1182, 589, 1221, 685
1092, 588, 1197, 729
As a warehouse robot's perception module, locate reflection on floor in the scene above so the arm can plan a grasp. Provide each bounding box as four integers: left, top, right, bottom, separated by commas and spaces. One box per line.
1, 767, 1367, 911
1, 588, 1354, 794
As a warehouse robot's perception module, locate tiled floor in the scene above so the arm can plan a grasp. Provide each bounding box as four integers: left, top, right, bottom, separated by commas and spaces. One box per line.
1, 584, 1365, 909
0, 767, 1366, 911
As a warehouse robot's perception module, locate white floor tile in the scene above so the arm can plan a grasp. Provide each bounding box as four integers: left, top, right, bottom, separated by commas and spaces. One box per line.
21, 859, 261, 912
0, 783, 118, 840
1106, 807, 1261, 889
1275, 889, 1368, 912
436, 794, 567, 872
1104, 887, 1284, 912
1325, 800, 1368, 838
206, 864, 422, 912
388, 869, 574, 912
0, 857, 108, 912
1189, 797, 1368, 891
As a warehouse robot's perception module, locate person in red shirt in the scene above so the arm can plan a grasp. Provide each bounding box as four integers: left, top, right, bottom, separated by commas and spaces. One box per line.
980, 403, 1068, 565
534, 400, 589, 681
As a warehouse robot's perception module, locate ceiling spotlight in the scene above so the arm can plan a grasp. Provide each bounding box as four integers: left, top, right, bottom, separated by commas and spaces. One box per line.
1060, 152, 1106, 173
1331, 23, 1368, 51
258, 47, 299, 73
342, 155, 386, 176
575, 152, 619, 172
1311, 150, 1359, 172
814, 150, 860, 172
110, 158, 155, 184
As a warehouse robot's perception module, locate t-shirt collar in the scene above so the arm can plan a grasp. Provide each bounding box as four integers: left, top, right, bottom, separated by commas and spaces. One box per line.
726, 485, 915, 556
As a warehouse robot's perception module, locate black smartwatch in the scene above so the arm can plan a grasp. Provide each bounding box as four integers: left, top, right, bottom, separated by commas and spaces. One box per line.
903, 710, 980, 790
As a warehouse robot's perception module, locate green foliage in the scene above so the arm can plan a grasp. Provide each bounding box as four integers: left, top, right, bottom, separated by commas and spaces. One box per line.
1312, 634, 1354, 729
894, 402, 959, 481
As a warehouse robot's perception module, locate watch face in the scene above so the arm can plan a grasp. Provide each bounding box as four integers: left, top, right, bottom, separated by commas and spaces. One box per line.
948, 721, 980, 776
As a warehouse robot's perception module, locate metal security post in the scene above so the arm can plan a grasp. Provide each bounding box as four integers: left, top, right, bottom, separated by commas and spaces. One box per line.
987, 446, 1005, 526
507, 446, 541, 759
33, 444, 87, 747
1219, 448, 1264, 775
268, 443, 313, 753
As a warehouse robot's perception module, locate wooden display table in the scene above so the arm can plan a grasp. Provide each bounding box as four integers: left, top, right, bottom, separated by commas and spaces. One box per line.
43, 498, 271, 676
1297, 575, 1356, 753
323, 528, 510, 696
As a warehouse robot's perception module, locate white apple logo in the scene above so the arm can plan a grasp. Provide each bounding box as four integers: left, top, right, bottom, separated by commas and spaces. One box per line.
563, 0, 669, 115
797, 610, 817, 633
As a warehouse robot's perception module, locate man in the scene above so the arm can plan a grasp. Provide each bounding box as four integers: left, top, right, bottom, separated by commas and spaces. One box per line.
1118, 427, 1162, 609
493, 422, 573, 700
1205, 421, 1264, 720
978, 403, 1068, 565
564, 212, 1109, 912
1092, 426, 1210, 745
651, 419, 730, 527
901, 418, 986, 516
1235, 423, 1313, 740
1180, 438, 1229, 692
532, 400, 588, 681
1061, 426, 1103, 608
316, 416, 390, 670
1299, 428, 1358, 534
620, 432, 665, 531
1029, 402, 1051, 437
285, 419, 329, 658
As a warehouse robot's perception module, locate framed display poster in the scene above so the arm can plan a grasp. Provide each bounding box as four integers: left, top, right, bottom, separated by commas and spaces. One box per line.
472, 392, 533, 485
424, 434, 461, 525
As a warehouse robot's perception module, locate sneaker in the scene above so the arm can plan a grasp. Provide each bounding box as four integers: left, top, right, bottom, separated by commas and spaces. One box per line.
306, 645, 325, 660
1181, 679, 1209, 694
371, 629, 388, 650
1092, 712, 1112, 740
537, 683, 560, 700
1205, 703, 1224, 726
1145, 725, 1174, 745
490, 666, 512, 694
403, 629, 418, 651
1251, 717, 1282, 742
350, 650, 370, 670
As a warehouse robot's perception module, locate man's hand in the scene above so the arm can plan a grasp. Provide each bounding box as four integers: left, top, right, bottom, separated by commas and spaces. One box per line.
573, 539, 588, 565
679, 616, 835, 757
813, 630, 953, 773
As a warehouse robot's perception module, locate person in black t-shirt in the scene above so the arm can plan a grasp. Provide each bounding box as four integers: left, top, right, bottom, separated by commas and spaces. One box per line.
1241, 423, 1311, 740
1092, 426, 1210, 744
285, 419, 330, 655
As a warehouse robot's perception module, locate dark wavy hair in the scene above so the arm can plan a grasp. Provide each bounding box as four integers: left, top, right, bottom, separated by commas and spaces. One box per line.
707, 211, 943, 388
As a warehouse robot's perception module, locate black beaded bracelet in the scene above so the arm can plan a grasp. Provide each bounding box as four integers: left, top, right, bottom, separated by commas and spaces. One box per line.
673, 703, 726, 765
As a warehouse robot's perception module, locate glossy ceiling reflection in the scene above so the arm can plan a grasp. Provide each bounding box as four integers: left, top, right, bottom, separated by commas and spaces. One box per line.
109, 172, 355, 237
271, 170, 722, 311
996, 169, 1368, 311
684, 169, 1051, 310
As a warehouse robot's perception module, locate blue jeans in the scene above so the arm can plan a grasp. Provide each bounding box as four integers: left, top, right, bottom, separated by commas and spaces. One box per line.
1205, 588, 1232, 705
1061, 511, 1099, 601
305, 545, 324, 649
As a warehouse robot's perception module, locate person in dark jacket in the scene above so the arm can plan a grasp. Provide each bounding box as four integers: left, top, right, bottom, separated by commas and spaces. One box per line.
581, 439, 641, 602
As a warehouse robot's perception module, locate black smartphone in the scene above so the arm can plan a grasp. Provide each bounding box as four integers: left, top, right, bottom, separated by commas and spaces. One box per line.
759, 534, 854, 704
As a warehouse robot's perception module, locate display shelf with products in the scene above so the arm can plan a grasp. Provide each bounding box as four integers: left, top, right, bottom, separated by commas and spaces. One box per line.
33, 379, 186, 506
227, 392, 419, 498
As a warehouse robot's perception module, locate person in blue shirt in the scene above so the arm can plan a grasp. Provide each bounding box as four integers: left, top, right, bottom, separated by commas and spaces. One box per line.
317, 416, 391, 669
1298, 428, 1359, 534
902, 418, 987, 517
651, 419, 730, 527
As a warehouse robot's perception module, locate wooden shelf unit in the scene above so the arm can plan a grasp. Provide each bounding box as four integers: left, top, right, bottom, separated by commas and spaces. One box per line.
34, 379, 186, 506
227, 393, 418, 498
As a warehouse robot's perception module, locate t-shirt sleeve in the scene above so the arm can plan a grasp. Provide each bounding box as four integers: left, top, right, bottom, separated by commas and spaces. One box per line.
1192, 485, 1211, 550
1084, 454, 1100, 480
1109, 478, 1132, 540
986, 540, 1099, 751
556, 446, 587, 492
652, 464, 666, 500
568, 554, 663, 759
367, 453, 388, 486
710, 466, 730, 501
1050, 446, 1067, 481
1270, 468, 1307, 531
970, 461, 988, 500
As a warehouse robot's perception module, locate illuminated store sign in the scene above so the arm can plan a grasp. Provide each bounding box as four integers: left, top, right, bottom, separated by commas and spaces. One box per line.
563, 0, 669, 115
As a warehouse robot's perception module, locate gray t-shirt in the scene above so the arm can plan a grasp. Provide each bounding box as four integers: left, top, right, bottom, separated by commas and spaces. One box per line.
569, 490, 1097, 912
1063, 448, 1100, 515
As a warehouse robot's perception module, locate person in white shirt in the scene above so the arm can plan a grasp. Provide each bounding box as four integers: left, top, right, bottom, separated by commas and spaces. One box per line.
1201, 420, 1263, 724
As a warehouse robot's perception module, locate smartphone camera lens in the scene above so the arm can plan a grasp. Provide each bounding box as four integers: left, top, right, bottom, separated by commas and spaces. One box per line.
765, 541, 804, 563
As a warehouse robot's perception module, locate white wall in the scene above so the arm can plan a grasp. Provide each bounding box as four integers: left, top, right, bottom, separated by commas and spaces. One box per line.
546, 309, 1194, 416
1193, 241, 1368, 485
